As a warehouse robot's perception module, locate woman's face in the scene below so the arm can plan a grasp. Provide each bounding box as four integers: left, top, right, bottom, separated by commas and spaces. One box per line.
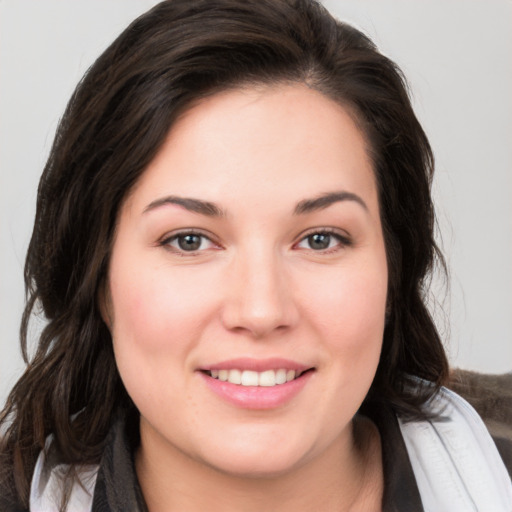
107, 84, 388, 476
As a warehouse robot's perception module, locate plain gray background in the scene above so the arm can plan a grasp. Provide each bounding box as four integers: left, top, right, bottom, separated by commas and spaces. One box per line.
1, 0, 511, 407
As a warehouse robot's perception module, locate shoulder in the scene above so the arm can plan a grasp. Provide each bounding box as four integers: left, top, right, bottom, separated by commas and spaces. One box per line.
397, 380, 512, 510
447, 369, 512, 478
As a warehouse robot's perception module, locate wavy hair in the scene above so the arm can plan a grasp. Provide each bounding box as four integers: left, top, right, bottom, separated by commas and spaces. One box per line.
0, 0, 448, 507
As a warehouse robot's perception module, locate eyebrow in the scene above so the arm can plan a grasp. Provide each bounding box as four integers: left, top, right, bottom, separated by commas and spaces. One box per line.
294, 191, 368, 215
143, 196, 225, 217
143, 190, 367, 218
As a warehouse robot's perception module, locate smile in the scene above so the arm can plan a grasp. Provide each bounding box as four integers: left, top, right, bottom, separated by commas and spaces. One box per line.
200, 368, 314, 409
199, 358, 314, 408
207, 368, 304, 387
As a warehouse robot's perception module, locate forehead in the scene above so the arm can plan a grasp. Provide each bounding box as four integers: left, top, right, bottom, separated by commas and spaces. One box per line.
125, 84, 378, 215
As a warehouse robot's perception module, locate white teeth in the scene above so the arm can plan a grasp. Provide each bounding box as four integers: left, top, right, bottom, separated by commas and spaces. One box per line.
209, 368, 303, 386
228, 369, 242, 385
286, 370, 296, 382
275, 369, 287, 385
241, 370, 259, 386
258, 370, 276, 387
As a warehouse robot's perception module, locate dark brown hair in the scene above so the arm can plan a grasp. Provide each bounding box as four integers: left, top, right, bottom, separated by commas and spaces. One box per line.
0, 0, 449, 507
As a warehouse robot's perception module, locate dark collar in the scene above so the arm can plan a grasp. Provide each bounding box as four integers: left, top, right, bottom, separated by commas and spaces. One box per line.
92, 409, 147, 512
365, 403, 424, 512
92, 406, 423, 511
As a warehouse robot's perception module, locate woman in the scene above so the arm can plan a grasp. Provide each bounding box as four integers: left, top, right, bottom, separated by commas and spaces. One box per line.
1, 0, 511, 510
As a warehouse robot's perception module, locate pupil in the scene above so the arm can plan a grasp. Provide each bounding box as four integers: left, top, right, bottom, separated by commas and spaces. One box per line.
309, 233, 330, 250
178, 234, 201, 251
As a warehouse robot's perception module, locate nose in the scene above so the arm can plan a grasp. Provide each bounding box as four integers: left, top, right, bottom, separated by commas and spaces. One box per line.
220, 247, 299, 338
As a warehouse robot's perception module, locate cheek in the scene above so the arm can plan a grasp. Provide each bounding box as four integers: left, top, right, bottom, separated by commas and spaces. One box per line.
107, 259, 220, 411
109, 261, 217, 352
302, 259, 387, 359
320, 269, 387, 414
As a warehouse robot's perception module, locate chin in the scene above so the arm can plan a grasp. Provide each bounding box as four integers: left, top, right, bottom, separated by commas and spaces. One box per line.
196, 433, 315, 478
205, 452, 306, 479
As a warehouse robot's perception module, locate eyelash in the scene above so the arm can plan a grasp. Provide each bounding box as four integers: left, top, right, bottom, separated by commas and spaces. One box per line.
159, 227, 351, 256
294, 228, 352, 253
159, 230, 220, 256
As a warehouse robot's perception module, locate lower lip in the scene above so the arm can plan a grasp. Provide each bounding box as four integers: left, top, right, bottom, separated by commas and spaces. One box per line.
199, 371, 313, 410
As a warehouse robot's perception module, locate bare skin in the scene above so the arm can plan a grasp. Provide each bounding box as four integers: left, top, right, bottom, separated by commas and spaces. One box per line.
136, 414, 383, 512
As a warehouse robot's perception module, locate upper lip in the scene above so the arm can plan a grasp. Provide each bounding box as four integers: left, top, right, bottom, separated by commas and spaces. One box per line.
199, 358, 312, 373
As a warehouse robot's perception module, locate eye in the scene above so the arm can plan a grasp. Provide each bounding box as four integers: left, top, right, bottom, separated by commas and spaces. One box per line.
161, 231, 218, 254
295, 230, 350, 252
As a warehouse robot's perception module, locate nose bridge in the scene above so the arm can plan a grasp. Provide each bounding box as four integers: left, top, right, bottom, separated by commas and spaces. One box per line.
222, 241, 297, 337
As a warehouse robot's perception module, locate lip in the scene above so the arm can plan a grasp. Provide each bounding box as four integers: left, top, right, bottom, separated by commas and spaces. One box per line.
199, 357, 310, 373
198, 359, 314, 410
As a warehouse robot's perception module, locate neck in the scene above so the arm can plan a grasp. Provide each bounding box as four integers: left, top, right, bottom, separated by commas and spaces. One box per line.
136, 414, 383, 512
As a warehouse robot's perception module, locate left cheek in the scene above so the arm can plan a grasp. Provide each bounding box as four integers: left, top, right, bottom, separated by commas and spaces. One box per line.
307, 270, 387, 358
